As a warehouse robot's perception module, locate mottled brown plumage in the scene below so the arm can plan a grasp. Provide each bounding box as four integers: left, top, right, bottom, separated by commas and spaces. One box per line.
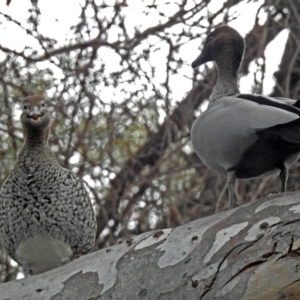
0, 96, 96, 275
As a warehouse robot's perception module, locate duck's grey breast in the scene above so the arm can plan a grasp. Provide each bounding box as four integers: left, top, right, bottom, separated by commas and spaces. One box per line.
191, 102, 258, 174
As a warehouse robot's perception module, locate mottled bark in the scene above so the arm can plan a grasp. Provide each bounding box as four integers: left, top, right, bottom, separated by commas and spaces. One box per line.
2, 192, 300, 300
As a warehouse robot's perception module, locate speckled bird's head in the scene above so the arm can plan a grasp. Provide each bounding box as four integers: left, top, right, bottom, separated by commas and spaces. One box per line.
21, 95, 51, 143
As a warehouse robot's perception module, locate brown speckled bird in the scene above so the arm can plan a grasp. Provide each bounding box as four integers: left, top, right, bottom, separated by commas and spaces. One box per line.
0, 96, 96, 276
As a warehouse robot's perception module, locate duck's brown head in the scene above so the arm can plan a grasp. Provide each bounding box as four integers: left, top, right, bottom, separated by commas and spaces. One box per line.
192, 25, 245, 71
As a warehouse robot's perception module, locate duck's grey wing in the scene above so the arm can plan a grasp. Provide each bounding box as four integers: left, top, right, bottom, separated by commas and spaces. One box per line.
222, 94, 300, 129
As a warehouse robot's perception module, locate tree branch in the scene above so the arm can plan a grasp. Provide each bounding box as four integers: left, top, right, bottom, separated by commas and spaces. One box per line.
2, 192, 300, 299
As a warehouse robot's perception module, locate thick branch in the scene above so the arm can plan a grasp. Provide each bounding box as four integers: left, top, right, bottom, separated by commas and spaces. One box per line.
2, 192, 300, 299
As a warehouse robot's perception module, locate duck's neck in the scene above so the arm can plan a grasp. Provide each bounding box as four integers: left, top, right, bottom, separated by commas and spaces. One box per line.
210, 52, 241, 102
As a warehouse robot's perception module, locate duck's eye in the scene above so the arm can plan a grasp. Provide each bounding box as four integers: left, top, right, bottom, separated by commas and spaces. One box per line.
42, 102, 45, 107
24, 105, 27, 110
207, 35, 213, 42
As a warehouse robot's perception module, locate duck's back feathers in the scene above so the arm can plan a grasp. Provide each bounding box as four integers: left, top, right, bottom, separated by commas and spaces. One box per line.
237, 94, 300, 114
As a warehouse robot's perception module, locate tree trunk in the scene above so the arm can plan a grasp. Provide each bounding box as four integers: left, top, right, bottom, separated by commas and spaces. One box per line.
1, 192, 300, 300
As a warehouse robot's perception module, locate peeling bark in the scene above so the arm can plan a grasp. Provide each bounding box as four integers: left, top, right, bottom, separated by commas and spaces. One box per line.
1, 192, 300, 299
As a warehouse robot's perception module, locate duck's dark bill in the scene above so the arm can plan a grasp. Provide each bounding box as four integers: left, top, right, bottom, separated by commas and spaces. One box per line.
192, 51, 211, 69
192, 54, 203, 68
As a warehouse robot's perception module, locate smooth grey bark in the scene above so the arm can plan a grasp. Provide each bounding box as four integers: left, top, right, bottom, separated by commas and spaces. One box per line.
1, 192, 300, 300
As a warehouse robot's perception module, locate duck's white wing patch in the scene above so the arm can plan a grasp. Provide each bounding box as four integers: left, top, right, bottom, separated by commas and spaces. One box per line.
219, 97, 299, 129
273, 97, 298, 105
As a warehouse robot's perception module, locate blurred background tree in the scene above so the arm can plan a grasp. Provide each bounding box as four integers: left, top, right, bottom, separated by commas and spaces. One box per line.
1, 0, 300, 281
